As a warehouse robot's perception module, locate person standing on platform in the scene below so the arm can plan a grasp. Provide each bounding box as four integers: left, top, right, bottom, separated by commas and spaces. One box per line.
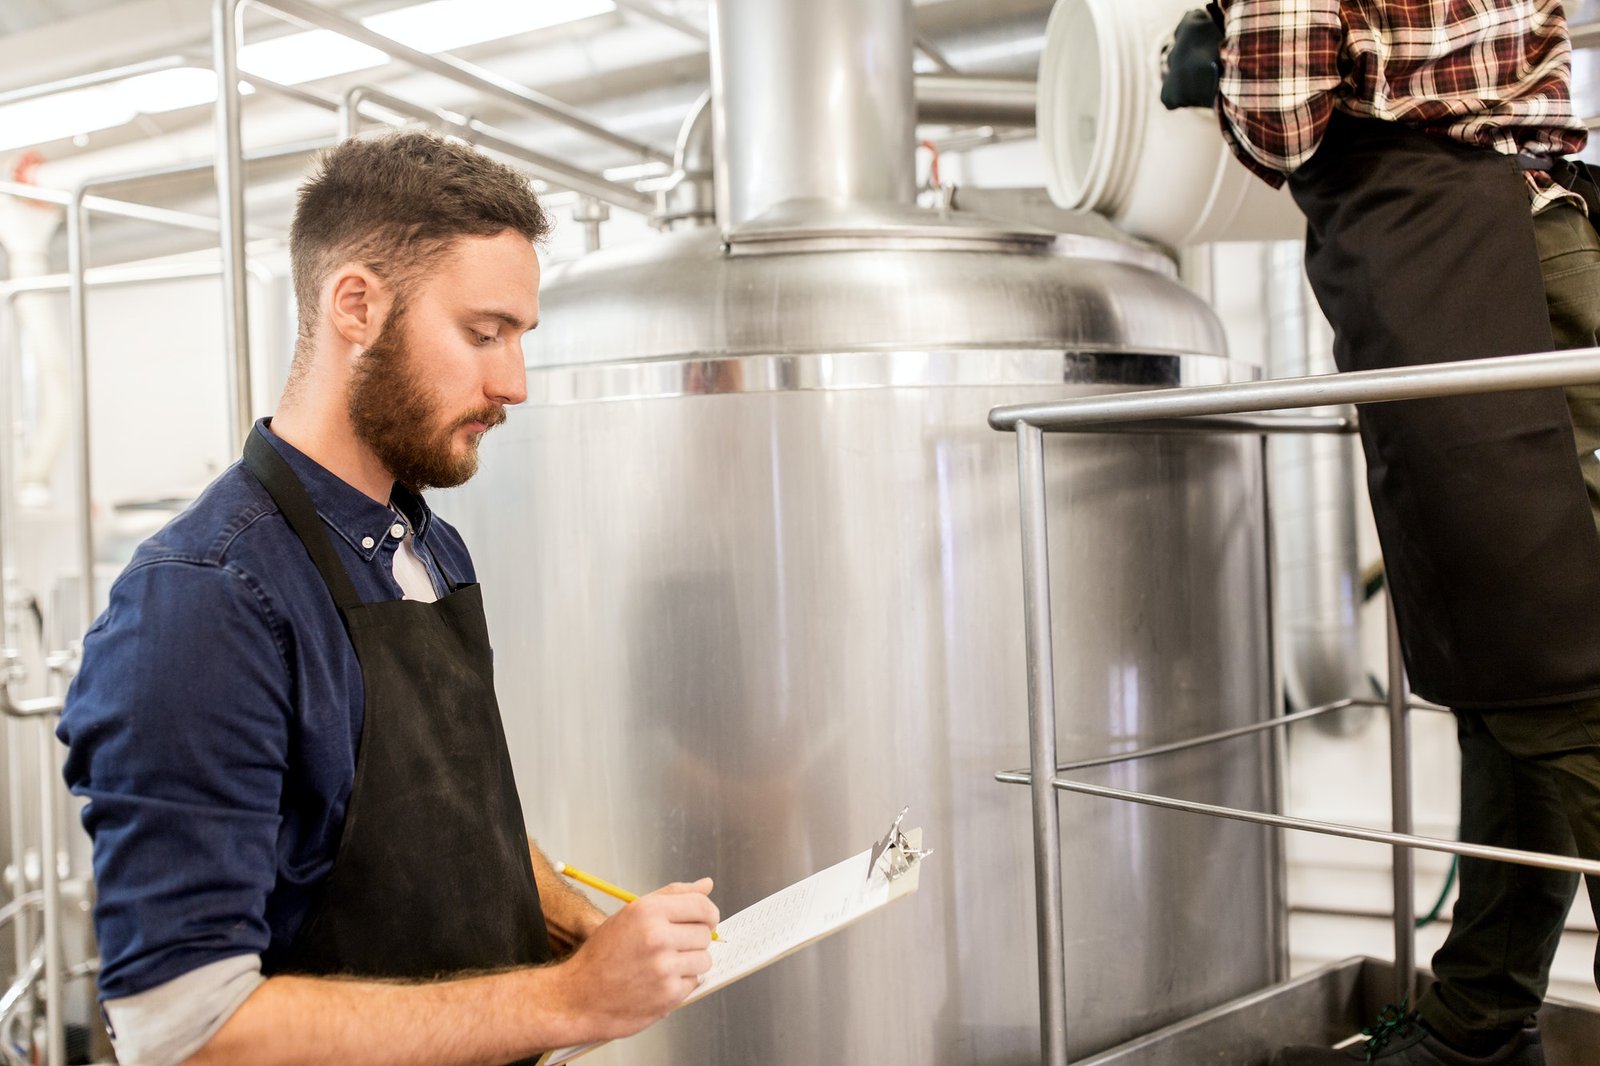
1162, 3, 1600, 1063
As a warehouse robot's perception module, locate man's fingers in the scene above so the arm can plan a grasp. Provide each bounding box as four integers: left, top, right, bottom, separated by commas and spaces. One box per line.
655, 877, 714, 895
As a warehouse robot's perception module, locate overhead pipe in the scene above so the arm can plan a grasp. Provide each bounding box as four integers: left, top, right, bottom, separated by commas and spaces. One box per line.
339, 86, 656, 215
914, 74, 1035, 126
710, 0, 917, 227
222, 0, 669, 164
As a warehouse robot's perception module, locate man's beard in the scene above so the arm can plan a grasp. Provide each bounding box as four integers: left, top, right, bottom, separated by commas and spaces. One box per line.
347, 304, 506, 491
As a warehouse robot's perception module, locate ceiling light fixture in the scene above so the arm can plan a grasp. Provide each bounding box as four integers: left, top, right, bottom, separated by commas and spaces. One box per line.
0, 0, 616, 152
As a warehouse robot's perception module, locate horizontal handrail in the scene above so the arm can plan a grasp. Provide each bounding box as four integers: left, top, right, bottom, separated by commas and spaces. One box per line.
995, 696, 1449, 779
989, 348, 1600, 432
992, 771, 1600, 878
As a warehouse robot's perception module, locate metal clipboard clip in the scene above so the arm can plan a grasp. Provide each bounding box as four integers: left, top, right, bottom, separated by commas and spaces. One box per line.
867, 805, 932, 883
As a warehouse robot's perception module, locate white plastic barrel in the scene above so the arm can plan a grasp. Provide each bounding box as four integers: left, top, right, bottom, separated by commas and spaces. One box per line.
1039, 0, 1305, 248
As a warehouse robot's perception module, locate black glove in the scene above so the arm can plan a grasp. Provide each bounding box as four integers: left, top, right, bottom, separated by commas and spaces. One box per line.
1161, 4, 1226, 110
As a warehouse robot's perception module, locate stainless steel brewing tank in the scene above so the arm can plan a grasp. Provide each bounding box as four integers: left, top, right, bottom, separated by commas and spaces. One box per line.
445, 205, 1278, 1062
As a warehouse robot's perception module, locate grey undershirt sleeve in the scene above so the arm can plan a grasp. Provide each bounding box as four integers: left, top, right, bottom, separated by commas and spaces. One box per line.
100, 954, 265, 1066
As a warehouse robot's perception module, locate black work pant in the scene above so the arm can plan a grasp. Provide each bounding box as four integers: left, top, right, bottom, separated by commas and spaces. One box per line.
1419, 204, 1600, 1046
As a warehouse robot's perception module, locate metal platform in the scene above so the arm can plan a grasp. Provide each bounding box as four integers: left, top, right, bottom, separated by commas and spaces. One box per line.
1079, 957, 1600, 1066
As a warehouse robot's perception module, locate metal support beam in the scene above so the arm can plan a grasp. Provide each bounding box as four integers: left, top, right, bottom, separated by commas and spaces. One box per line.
1016, 422, 1069, 1066
990, 347, 1600, 432
1386, 598, 1415, 1006
339, 86, 656, 215
234, 0, 669, 164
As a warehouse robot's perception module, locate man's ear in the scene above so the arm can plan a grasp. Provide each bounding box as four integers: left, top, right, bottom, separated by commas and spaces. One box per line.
325, 264, 394, 347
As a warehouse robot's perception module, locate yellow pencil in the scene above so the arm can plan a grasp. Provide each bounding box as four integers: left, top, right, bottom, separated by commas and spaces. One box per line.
555, 861, 719, 940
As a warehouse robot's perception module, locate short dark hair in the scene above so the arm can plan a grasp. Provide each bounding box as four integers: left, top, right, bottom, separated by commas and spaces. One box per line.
289, 131, 551, 341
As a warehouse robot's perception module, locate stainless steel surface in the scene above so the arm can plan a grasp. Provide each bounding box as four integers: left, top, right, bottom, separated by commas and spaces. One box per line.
1076, 956, 1600, 1066
34, 724, 60, 1066
915, 34, 959, 74
0, 181, 238, 235
989, 770, 1600, 877
1016, 423, 1068, 1066
1259, 431, 1290, 986
458, 377, 1272, 1062
1263, 244, 1366, 726
653, 91, 714, 231
236, 0, 669, 163
710, 0, 916, 226
574, 197, 610, 253
914, 74, 1036, 127
989, 347, 1600, 430
1385, 598, 1415, 1006
529, 221, 1227, 367
338, 86, 656, 214
443, 2, 1274, 1058
454, 201, 1274, 1061
64, 192, 94, 651
528, 350, 1244, 406
213, 0, 252, 449
1004, 698, 1371, 777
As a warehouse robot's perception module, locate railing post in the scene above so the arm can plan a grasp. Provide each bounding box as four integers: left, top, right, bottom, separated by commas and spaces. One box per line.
1016, 422, 1069, 1066
1386, 592, 1416, 1005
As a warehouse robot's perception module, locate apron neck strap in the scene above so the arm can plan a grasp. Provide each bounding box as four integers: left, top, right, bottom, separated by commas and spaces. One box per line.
243, 426, 363, 611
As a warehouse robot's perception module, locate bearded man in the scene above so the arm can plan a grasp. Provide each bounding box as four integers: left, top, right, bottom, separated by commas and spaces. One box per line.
57, 131, 718, 1066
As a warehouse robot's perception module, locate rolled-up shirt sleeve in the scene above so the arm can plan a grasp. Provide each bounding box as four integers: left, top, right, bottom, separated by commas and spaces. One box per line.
59, 556, 292, 1048
1216, 0, 1346, 185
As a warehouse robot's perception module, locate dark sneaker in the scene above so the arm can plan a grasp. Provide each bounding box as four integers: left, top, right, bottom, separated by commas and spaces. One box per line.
1271, 1009, 1544, 1065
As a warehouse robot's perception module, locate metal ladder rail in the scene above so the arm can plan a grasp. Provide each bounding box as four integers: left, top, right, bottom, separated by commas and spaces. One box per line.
987, 346, 1600, 1066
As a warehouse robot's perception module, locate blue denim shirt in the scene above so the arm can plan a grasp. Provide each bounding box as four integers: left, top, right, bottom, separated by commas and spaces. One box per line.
59, 420, 476, 999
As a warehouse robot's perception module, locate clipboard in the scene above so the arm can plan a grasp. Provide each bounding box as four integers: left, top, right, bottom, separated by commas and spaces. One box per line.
538, 814, 928, 1065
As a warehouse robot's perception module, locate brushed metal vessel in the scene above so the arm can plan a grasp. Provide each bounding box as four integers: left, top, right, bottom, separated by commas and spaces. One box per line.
447, 208, 1277, 1063
445, 0, 1277, 1060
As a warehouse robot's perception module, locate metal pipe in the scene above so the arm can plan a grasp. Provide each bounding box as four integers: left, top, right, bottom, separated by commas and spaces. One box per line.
1261, 433, 1292, 983
988, 773, 1600, 878
0, 182, 248, 236
711, 0, 916, 227
0, 260, 228, 297
236, 0, 668, 163
339, 86, 656, 214
914, 74, 1035, 127
1064, 413, 1356, 436
213, 0, 253, 449
989, 347, 1600, 432
65, 192, 96, 646
0, 55, 191, 107
915, 34, 959, 73
1386, 596, 1416, 1005
35, 723, 62, 1066
1015, 423, 1068, 1066
996, 698, 1370, 778
611, 0, 709, 42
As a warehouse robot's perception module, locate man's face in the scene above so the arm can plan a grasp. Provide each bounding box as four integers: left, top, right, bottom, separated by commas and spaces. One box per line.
348, 230, 538, 491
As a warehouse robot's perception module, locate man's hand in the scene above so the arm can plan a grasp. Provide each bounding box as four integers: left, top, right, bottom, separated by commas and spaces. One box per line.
1161, 5, 1226, 110
553, 878, 719, 1041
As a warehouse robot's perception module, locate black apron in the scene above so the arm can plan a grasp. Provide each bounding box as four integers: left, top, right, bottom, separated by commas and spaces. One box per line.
242, 427, 553, 991
1288, 114, 1600, 709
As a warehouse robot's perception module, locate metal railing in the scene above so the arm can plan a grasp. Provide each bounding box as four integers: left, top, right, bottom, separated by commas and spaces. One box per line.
988, 346, 1600, 1066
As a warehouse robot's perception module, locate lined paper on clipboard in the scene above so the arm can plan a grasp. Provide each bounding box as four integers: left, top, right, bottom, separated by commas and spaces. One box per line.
540, 827, 924, 1065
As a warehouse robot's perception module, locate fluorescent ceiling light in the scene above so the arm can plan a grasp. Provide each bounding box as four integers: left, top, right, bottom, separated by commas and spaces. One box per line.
0, 68, 251, 153
0, 0, 616, 151
238, 0, 616, 85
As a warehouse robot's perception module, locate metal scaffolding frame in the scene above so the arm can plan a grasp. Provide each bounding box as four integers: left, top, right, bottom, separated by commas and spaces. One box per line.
988, 347, 1600, 1066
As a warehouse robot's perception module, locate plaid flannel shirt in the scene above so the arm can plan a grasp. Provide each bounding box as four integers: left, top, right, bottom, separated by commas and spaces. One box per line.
1215, 0, 1588, 213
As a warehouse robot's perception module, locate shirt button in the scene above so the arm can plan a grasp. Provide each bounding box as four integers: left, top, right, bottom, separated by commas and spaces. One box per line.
361, 536, 375, 550
390, 522, 406, 538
